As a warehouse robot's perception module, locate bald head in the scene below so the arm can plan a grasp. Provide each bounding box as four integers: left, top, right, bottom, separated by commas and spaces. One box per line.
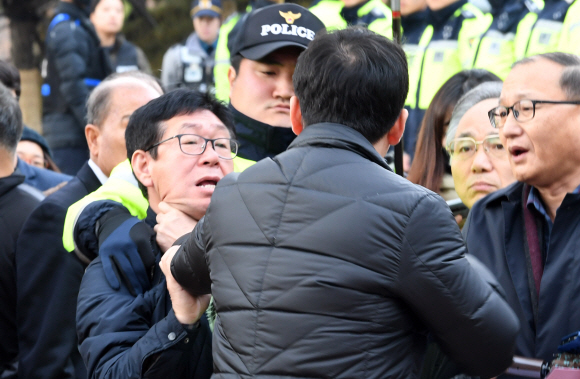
85, 74, 162, 176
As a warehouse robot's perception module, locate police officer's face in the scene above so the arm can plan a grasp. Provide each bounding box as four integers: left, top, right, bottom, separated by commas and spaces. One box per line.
426, 0, 458, 11
450, 98, 514, 209
401, 0, 427, 16
90, 0, 124, 36
193, 15, 221, 44
140, 111, 234, 221
499, 58, 580, 189
229, 47, 300, 128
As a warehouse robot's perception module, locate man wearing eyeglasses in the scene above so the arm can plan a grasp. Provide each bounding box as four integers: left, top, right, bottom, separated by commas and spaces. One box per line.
72, 89, 237, 378
465, 52, 580, 365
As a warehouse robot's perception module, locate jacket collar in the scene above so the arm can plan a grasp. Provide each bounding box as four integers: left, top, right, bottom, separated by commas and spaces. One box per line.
77, 161, 103, 194
426, 0, 466, 28
230, 104, 296, 159
0, 173, 25, 198
288, 123, 392, 171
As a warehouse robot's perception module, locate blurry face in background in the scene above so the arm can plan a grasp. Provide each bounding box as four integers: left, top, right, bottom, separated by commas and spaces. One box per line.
401, 0, 427, 16
450, 98, 515, 208
193, 15, 221, 44
425, 0, 458, 11
90, 0, 124, 37
17, 141, 45, 168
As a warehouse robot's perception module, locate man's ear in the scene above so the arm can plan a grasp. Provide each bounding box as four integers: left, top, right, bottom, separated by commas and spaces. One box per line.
290, 96, 303, 136
227, 66, 237, 98
387, 108, 408, 146
85, 124, 100, 158
131, 150, 153, 189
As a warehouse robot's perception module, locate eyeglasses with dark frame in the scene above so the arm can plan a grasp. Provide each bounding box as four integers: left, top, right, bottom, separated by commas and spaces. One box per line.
488, 99, 580, 129
145, 134, 239, 160
446, 135, 506, 160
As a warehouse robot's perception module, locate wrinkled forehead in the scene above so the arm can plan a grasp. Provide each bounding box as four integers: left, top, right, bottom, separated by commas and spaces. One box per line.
500, 59, 565, 103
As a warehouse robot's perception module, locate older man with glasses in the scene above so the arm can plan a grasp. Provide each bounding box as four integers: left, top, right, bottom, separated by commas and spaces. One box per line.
465, 52, 580, 367
445, 81, 515, 211
70, 89, 236, 378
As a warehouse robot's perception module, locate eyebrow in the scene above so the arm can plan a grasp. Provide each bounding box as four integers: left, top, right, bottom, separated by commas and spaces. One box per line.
179, 122, 228, 132
456, 131, 500, 139
256, 57, 283, 66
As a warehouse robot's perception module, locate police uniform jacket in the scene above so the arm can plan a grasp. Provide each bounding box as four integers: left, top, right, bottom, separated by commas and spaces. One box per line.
42, 1, 112, 150
161, 32, 215, 93
172, 123, 519, 379
107, 34, 151, 74
464, 181, 580, 365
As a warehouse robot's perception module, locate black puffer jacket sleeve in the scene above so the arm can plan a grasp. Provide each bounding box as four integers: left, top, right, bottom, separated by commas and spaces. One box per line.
49, 20, 94, 127
394, 193, 519, 378
171, 216, 211, 297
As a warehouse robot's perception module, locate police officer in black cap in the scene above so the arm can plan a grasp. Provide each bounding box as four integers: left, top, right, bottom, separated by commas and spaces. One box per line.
224, 3, 325, 171
42, 0, 112, 176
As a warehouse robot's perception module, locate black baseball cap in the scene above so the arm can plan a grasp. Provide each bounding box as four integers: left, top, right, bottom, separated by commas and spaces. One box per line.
230, 3, 325, 60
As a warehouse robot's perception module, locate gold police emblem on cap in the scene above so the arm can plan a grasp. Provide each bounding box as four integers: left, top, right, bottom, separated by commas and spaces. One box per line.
279, 11, 301, 24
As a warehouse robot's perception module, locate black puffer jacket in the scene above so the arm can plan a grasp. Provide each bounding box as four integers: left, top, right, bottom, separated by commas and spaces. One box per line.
42, 1, 111, 150
173, 123, 519, 379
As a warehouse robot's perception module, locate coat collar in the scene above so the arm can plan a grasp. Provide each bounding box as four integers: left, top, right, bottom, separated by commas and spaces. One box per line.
0, 173, 25, 198
288, 123, 392, 172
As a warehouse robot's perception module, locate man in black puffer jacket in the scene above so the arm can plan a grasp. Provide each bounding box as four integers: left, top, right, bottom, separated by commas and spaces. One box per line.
42, 0, 112, 175
165, 27, 520, 379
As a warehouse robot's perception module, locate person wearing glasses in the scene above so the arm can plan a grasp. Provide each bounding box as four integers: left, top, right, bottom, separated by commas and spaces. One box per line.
464, 52, 580, 365
445, 81, 515, 211
72, 89, 236, 378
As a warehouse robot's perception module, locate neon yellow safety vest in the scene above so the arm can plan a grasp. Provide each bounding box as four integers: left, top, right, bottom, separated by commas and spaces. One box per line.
516, 0, 572, 59
62, 159, 149, 254
557, 0, 580, 54
214, 12, 243, 103
473, 0, 543, 80
405, 3, 491, 110
310, 0, 393, 39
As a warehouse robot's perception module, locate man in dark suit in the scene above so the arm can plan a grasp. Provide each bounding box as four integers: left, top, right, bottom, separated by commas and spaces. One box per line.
15, 73, 161, 379
0, 83, 43, 378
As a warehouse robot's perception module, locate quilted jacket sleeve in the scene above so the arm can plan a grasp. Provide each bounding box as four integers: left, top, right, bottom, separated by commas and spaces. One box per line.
171, 216, 212, 297
394, 193, 519, 378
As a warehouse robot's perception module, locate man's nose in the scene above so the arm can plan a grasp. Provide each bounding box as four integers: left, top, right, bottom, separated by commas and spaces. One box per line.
273, 75, 294, 100
471, 146, 493, 173
199, 142, 221, 165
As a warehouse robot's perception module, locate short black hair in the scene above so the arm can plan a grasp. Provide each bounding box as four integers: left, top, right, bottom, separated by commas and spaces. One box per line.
126, 89, 234, 197
0, 60, 21, 98
230, 53, 243, 75
293, 27, 409, 144
126, 89, 235, 161
0, 83, 23, 154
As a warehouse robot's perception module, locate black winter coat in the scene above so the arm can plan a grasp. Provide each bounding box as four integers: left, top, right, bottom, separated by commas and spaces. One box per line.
464, 181, 580, 364
42, 2, 112, 150
0, 174, 43, 376
172, 123, 520, 379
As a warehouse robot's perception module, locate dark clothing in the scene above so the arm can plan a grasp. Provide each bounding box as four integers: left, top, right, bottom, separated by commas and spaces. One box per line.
106, 34, 151, 74
230, 105, 296, 162
15, 158, 72, 192
75, 202, 213, 379
0, 174, 43, 376
16, 162, 101, 379
52, 146, 90, 176
464, 181, 580, 363
488, 0, 534, 34
42, 1, 112, 151
173, 123, 519, 379
402, 9, 428, 45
